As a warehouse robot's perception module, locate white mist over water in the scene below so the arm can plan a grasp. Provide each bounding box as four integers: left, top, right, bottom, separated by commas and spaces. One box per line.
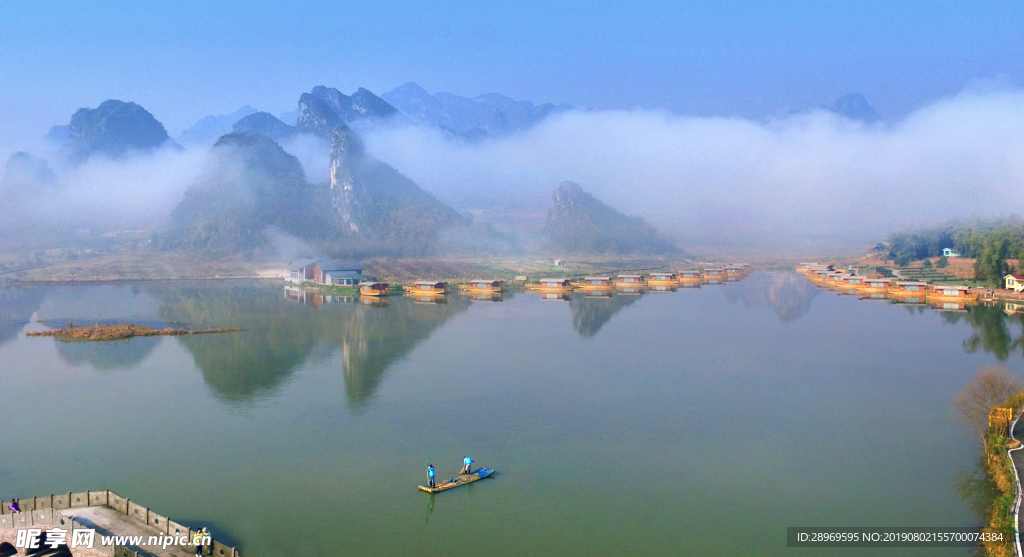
361, 88, 1024, 243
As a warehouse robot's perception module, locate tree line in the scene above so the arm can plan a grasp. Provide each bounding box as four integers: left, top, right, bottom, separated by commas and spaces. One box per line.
886, 216, 1024, 286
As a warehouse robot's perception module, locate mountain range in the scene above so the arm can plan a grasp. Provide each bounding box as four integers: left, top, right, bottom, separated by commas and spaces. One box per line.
381, 82, 572, 138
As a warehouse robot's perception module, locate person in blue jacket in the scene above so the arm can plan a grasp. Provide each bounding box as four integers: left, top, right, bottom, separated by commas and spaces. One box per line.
462, 456, 473, 475
426, 463, 436, 488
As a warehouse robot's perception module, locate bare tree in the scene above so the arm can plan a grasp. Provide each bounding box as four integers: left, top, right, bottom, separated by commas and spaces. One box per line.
955, 365, 1024, 436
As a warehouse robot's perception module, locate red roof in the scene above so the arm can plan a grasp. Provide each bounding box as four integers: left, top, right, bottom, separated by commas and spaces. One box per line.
1007, 274, 1024, 280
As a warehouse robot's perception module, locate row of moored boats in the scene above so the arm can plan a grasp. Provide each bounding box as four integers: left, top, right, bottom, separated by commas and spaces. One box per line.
797, 263, 979, 302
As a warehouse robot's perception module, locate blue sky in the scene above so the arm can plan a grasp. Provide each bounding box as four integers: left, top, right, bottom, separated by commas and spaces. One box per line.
1, 0, 1023, 141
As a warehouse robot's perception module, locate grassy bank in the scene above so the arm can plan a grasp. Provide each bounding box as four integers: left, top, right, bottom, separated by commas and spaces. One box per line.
977, 391, 1024, 556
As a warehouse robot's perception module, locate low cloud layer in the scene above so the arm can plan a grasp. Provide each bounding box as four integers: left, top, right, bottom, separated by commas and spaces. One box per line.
362, 88, 1024, 244
4, 87, 1024, 252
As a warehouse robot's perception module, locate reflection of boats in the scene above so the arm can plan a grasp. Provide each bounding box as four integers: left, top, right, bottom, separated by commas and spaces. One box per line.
933, 301, 971, 312
539, 292, 572, 301
649, 284, 677, 292
470, 292, 505, 302
891, 296, 926, 305
860, 293, 890, 301
582, 289, 613, 298
617, 286, 645, 295
360, 297, 389, 307
703, 277, 724, 285
419, 468, 494, 493
412, 295, 448, 304
461, 279, 503, 293
360, 282, 390, 297
926, 284, 978, 302
648, 272, 678, 286
528, 278, 574, 292
615, 274, 646, 287
679, 282, 700, 289
406, 281, 448, 296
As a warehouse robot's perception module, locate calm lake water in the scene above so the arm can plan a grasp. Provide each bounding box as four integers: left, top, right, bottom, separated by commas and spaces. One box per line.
2, 272, 1022, 556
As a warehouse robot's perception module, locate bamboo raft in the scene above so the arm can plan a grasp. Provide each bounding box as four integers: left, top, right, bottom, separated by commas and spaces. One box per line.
419, 468, 494, 493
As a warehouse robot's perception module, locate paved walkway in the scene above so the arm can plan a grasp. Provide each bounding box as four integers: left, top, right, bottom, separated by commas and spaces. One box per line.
61, 507, 194, 557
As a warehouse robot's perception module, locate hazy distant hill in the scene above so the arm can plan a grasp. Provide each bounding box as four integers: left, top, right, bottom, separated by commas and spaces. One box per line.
325, 125, 466, 256
296, 86, 402, 138
178, 105, 257, 146
163, 133, 317, 255
544, 181, 676, 255
59, 100, 172, 162
830, 94, 881, 124
164, 125, 464, 257
0, 152, 60, 218
382, 82, 570, 137
232, 111, 295, 140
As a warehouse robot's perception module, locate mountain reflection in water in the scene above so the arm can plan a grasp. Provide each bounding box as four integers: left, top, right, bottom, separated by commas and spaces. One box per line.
569, 291, 642, 337
148, 283, 470, 406
723, 272, 820, 323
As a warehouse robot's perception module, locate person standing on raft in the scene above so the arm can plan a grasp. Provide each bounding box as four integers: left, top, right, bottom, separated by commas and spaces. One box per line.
426, 463, 436, 488
462, 456, 473, 475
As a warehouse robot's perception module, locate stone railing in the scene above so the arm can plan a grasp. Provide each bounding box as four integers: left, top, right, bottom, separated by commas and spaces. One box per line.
0, 490, 240, 557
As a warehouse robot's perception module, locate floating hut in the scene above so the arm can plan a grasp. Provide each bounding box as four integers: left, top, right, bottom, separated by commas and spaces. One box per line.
530, 278, 574, 291
648, 272, 678, 286
359, 282, 390, 297
462, 279, 504, 293
724, 265, 743, 277
577, 276, 613, 290
927, 284, 977, 301
860, 278, 892, 293
615, 274, 647, 287
406, 281, 448, 296
678, 270, 702, 284
890, 281, 929, 297
704, 267, 725, 278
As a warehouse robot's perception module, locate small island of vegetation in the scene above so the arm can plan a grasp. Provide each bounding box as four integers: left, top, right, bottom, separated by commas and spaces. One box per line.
26, 324, 241, 341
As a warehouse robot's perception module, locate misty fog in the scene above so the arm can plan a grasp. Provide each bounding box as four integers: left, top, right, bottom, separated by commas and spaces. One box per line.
361, 86, 1024, 244
4, 86, 1024, 248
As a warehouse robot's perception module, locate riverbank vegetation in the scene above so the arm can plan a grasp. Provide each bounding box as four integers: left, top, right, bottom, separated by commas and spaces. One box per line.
956, 366, 1024, 556
26, 324, 241, 341
887, 217, 1024, 286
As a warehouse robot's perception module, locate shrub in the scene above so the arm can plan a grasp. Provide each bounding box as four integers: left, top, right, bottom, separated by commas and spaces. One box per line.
937, 255, 949, 268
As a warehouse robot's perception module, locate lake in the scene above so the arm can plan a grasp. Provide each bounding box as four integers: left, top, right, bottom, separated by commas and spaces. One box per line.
1, 272, 1019, 556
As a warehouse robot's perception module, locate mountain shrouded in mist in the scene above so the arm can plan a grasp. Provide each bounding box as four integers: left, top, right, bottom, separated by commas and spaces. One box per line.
326, 125, 466, 255
544, 181, 676, 255
830, 93, 881, 124
178, 105, 257, 146
232, 112, 295, 140
382, 82, 570, 138
163, 132, 316, 255
296, 86, 402, 138
164, 125, 464, 257
60, 100, 172, 162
